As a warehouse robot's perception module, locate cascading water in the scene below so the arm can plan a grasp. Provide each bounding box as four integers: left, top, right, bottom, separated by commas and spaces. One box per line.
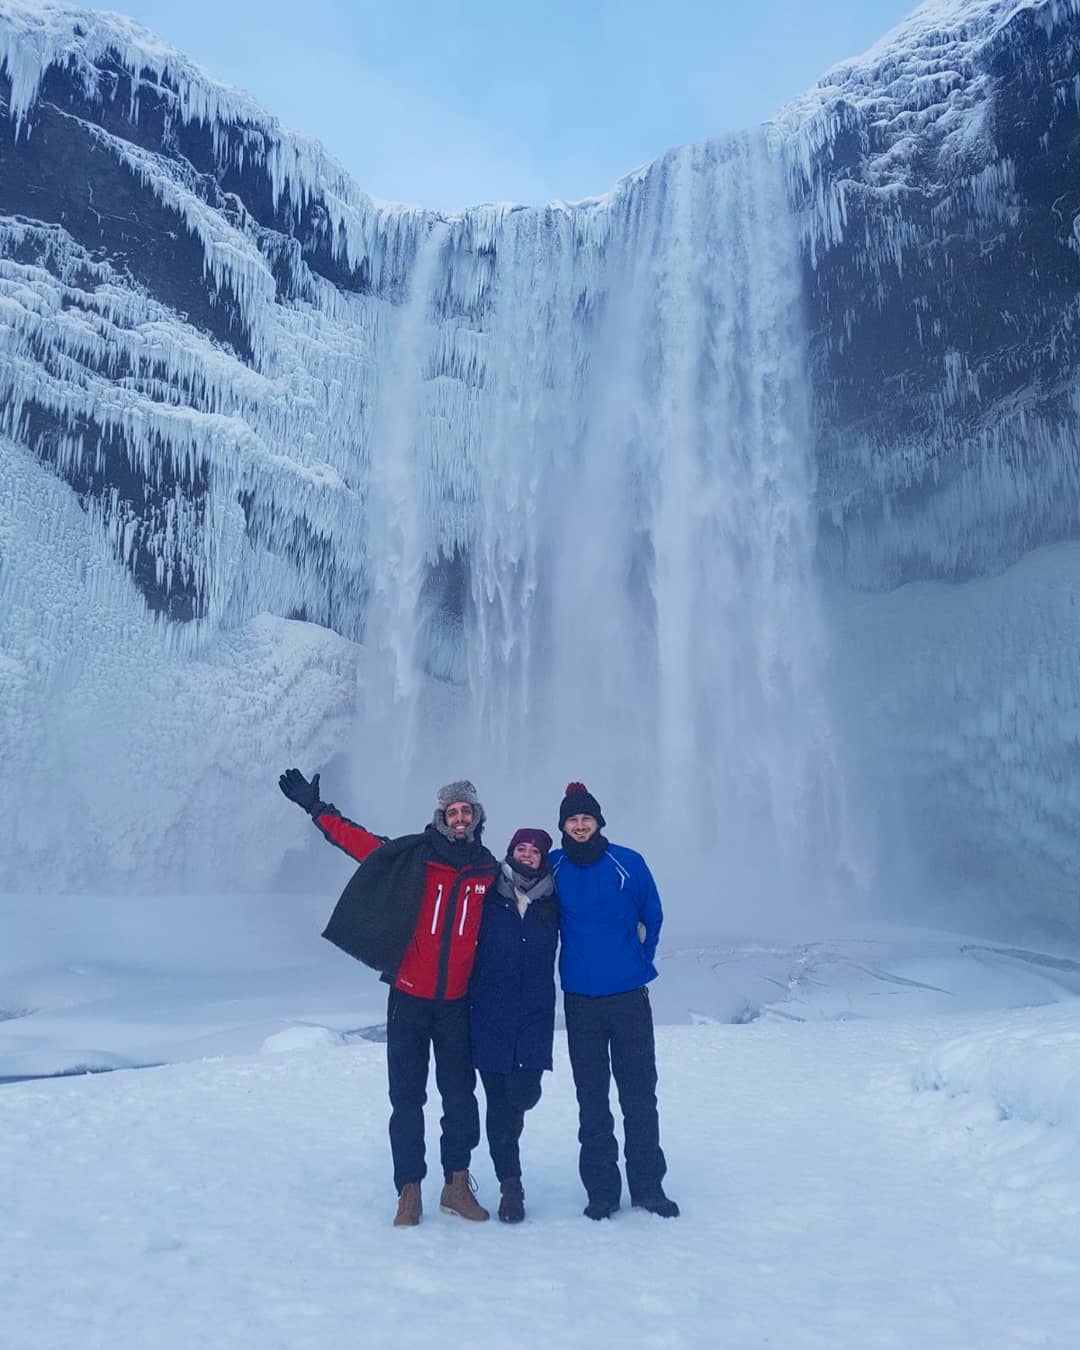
356, 131, 858, 919
0, 9, 866, 913
363, 220, 451, 767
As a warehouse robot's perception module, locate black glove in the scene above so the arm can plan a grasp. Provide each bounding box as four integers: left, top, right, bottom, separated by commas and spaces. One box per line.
278, 768, 323, 816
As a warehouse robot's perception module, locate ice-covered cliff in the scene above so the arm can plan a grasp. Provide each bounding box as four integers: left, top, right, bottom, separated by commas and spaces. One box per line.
1, 0, 1079, 935
782, 0, 1080, 588
783, 0, 1080, 935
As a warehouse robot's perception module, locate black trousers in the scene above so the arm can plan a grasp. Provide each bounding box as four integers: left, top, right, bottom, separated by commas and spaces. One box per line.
564, 986, 667, 1204
479, 1068, 544, 1182
386, 988, 480, 1192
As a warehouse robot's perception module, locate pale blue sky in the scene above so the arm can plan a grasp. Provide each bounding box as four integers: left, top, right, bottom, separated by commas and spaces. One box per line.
93, 0, 916, 210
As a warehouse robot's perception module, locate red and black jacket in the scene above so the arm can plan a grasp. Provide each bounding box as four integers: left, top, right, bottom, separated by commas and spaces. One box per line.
315, 808, 497, 1001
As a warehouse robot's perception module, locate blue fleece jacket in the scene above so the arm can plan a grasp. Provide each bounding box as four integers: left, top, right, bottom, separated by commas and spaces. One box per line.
550, 843, 663, 996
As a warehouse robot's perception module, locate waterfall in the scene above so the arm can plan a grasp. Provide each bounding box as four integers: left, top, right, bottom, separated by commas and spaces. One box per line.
0, 3, 861, 911
10, 1, 1080, 933
364, 220, 451, 766
356, 131, 856, 918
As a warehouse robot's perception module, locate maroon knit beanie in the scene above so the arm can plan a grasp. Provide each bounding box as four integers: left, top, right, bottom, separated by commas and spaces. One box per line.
507, 827, 553, 859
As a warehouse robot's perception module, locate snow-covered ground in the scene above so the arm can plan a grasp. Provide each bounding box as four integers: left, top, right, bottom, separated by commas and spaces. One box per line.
4, 994, 1080, 1349
3, 900, 1080, 1347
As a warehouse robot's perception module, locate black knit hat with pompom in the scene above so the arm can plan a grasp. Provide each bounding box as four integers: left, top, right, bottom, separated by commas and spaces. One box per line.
558, 781, 605, 830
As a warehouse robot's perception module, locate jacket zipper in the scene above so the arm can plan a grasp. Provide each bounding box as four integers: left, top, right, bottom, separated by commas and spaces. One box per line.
433, 875, 462, 1000
430, 884, 444, 935
458, 886, 471, 936
433, 869, 485, 1000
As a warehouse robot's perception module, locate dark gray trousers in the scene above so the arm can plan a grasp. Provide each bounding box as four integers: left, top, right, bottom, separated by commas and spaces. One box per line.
480, 1068, 544, 1181
564, 986, 667, 1203
386, 987, 479, 1191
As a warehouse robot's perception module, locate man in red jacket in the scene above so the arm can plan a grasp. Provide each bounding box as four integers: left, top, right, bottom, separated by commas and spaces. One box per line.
279, 768, 498, 1227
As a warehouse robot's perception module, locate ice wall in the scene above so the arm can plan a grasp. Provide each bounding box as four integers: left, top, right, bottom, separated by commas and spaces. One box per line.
828, 542, 1080, 940
772, 0, 1080, 934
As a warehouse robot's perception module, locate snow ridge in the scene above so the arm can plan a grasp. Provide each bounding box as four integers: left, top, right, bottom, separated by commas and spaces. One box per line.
920, 1003, 1080, 1132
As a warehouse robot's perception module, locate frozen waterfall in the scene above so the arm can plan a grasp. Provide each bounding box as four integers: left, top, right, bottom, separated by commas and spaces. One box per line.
0, 4, 864, 915
7, 0, 1080, 937
352, 133, 858, 915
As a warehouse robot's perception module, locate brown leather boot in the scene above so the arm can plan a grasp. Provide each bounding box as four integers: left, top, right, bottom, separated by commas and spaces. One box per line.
393, 1182, 422, 1227
439, 1171, 490, 1221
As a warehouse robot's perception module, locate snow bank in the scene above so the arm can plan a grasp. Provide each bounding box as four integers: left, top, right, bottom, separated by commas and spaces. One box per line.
261, 1024, 345, 1054
0, 443, 362, 892
656, 928, 1080, 1026
914, 1000, 1080, 1231
917, 1001, 1080, 1131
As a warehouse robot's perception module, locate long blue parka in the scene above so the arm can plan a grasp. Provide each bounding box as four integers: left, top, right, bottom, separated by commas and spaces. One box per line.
550, 843, 663, 996
468, 862, 559, 1073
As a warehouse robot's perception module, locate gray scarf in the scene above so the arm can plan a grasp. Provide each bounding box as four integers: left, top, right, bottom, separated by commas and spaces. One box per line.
497, 860, 554, 916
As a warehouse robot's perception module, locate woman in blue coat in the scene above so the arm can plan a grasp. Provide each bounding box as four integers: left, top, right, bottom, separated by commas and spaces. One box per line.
469, 827, 558, 1223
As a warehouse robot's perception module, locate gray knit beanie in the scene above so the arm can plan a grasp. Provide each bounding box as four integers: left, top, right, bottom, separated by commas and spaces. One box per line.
434, 779, 485, 841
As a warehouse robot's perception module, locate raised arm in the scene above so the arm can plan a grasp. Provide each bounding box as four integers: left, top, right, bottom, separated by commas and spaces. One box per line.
278, 768, 388, 864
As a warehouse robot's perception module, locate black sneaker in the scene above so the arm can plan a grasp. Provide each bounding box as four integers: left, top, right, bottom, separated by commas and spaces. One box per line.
498, 1177, 525, 1224
583, 1197, 620, 1220
631, 1190, 680, 1218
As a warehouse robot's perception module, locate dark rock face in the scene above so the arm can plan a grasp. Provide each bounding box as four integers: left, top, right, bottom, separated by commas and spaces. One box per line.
1, 67, 253, 354
1, 63, 233, 621
0, 52, 398, 626
792, 2, 1080, 589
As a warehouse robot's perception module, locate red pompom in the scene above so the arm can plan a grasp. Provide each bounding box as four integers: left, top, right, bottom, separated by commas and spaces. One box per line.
564, 781, 589, 795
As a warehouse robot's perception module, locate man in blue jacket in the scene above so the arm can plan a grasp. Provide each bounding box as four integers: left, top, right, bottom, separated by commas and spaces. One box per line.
551, 782, 679, 1220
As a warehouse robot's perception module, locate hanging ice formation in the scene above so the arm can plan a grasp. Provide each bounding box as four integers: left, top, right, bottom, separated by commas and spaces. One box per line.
2, 0, 1080, 934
